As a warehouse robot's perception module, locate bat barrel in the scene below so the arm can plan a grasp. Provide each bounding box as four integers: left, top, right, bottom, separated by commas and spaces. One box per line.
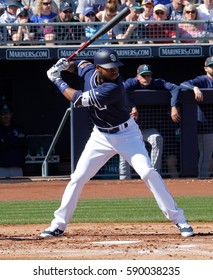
66, 7, 131, 61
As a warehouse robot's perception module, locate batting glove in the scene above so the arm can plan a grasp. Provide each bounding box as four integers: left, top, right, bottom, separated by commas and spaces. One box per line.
54, 58, 70, 72
47, 66, 61, 84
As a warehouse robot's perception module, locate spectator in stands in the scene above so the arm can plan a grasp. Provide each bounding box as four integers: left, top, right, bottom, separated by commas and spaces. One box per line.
121, 5, 144, 43
166, 0, 184, 20
147, 4, 176, 44
44, 1, 84, 45
96, 0, 124, 43
154, 0, 170, 5
178, 4, 206, 43
180, 56, 213, 178
137, 0, 154, 43
0, 102, 27, 177
30, 0, 58, 41
82, 6, 109, 44
76, 0, 106, 21
11, 7, 35, 44
21, 0, 58, 16
119, 0, 140, 11
119, 64, 181, 179
0, 0, 23, 42
197, 0, 213, 36
138, 0, 154, 22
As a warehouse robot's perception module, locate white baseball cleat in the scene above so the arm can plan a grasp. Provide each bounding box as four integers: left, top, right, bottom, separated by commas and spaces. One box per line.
176, 222, 194, 237
40, 228, 64, 237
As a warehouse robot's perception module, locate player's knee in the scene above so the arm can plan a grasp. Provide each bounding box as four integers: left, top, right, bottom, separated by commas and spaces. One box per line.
140, 167, 156, 181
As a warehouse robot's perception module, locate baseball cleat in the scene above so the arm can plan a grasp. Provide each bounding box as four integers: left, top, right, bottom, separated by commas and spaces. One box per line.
176, 223, 194, 237
40, 228, 64, 237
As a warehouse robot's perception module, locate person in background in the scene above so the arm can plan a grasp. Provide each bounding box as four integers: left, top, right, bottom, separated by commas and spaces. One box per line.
11, 7, 35, 44
30, 0, 58, 41
154, 0, 170, 5
0, 102, 27, 177
119, 0, 140, 11
21, 0, 58, 17
137, 0, 154, 43
95, 0, 124, 43
40, 47, 194, 238
178, 4, 206, 43
197, 0, 213, 38
147, 4, 176, 44
121, 5, 143, 44
166, 0, 184, 20
119, 64, 181, 178
82, 6, 109, 44
180, 56, 213, 178
76, 0, 106, 21
138, 0, 154, 22
43, 1, 84, 45
0, 0, 23, 42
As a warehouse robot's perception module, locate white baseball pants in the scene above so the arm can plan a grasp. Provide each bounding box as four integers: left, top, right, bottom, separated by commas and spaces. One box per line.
50, 117, 187, 231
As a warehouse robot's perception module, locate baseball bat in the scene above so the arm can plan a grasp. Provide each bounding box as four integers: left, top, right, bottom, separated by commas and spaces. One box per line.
66, 7, 131, 61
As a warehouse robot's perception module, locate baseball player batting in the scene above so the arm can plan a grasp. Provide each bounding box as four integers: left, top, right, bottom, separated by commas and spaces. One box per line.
40, 48, 194, 238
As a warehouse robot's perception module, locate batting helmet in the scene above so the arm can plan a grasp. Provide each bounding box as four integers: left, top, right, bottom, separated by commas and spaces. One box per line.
94, 48, 123, 69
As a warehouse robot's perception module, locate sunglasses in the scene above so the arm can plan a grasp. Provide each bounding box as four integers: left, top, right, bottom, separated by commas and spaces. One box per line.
42, 2, 52, 5
86, 13, 95, 17
63, 10, 73, 13
185, 10, 196, 14
155, 11, 164, 15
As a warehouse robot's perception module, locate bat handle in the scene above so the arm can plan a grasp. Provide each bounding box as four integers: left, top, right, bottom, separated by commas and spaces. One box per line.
66, 39, 93, 61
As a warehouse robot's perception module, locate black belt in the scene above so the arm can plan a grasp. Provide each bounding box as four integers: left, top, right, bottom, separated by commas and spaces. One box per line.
98, 122, 128, 134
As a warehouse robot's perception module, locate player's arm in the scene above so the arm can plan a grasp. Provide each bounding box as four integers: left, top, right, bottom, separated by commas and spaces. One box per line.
180, 79, 203, 102
157, 79, 181, 123
47, 58, 91, 102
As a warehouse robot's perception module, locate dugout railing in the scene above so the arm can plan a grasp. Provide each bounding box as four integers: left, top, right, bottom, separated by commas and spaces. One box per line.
0, 20, 213, 46
71, 90, 213, 179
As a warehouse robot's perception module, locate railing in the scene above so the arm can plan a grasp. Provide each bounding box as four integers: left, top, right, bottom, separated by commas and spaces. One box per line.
0, 20, 213, 46
71, 90, 213, 179
42, 107, 71, 176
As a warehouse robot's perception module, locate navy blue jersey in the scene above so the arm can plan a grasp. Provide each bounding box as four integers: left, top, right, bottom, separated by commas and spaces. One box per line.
180, 75, 213, 134
71, 61, 130, 128
180, 75, 213, 89
125, 77, 180, 107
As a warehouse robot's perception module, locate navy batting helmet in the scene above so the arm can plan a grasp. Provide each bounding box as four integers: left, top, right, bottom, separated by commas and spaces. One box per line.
94, 48, 123, 69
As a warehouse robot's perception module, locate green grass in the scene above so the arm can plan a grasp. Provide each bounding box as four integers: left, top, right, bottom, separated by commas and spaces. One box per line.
0, 197, 213, 225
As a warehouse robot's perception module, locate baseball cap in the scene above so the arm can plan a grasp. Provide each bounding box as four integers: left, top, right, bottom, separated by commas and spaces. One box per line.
153, 4, 167, 13
16, 7, 28, 17
5, 0, 23, 7
132, 5, 143, 10
83, 6, 96, 16
205, 56, 213, 67
0, 103, 13, 114
141, 0, 154, 6
137, 64, 152, 75
60, 1, 73, 12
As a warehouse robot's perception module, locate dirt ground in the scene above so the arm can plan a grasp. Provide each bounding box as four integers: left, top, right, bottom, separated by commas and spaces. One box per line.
0, 178, 213, 260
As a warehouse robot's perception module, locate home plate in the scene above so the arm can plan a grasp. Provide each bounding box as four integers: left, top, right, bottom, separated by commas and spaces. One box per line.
92, 240, 140, 245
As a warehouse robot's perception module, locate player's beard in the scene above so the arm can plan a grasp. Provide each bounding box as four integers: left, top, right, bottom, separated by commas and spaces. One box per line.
98, 69, 118, 84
